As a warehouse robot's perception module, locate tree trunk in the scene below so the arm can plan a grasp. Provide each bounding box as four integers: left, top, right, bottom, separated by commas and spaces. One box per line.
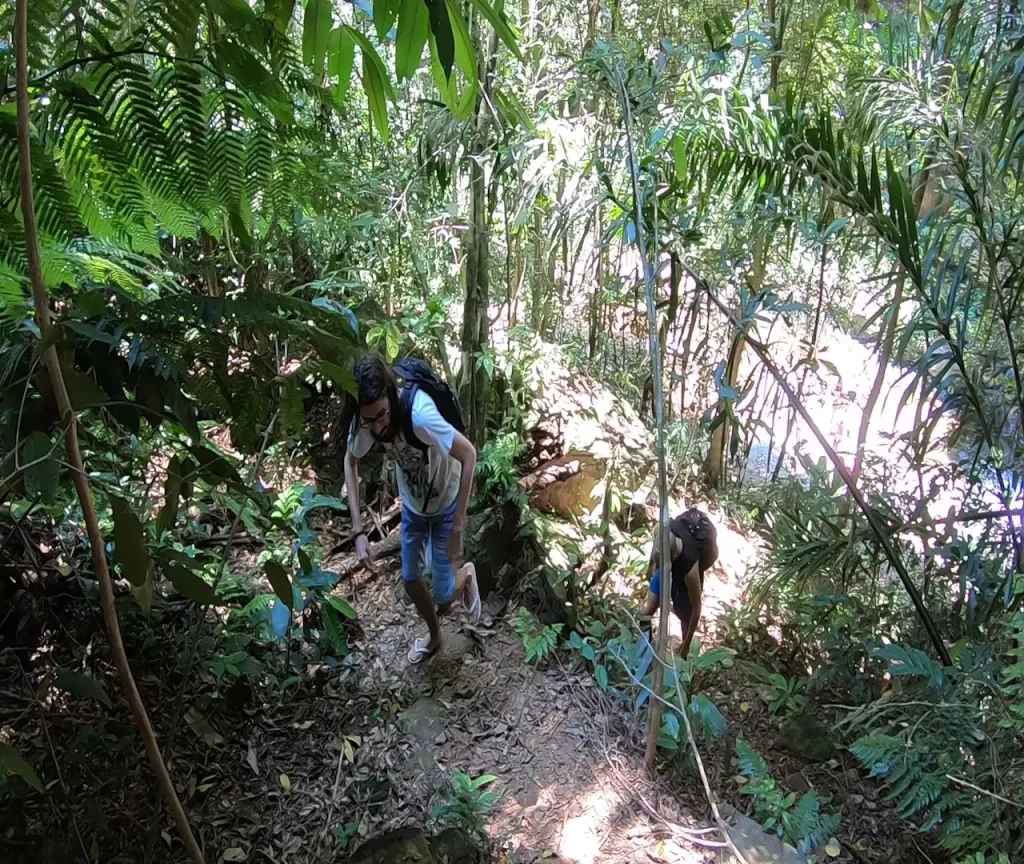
459, 20, 499, 447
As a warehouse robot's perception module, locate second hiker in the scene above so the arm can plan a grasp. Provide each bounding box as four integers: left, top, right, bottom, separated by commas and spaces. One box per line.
341, 355, 481, 664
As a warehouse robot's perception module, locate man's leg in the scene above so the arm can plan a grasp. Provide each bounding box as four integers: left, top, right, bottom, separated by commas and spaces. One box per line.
641, 569, 661, 642
427, 500, 458, 609
401, 508, 442, 656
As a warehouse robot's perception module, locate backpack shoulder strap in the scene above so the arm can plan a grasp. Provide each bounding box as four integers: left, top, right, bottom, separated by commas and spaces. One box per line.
399, 384, 429, 453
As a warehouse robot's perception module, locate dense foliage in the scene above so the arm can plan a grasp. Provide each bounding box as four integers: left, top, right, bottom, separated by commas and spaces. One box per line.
2, 0, 1023, 862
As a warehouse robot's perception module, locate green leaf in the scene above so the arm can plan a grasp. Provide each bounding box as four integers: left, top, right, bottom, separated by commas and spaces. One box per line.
470, 773, 498, 788
327, 594, 358, 620
297, 548, 313, 575
581, 642, 596, 662
156, 456, 182, 535
362, 50, 391, 143
395, 0, 430, 82
345, 27, 397, 100
445, 0, 476, 79
465, 0, 520, 59
133, 567, 154, 615
320, 360, 357, 396
55, 669, 113, 708
110, 495, 152, 587
166, 564, 218, 606
374, 0, 400, 41
673, 134, 687, 183
425, 0, 454, 80
23, 431, 59, 504
595, 664, 608, 690
328, 27, 356, 102
171, 389, 201, 443
322, 605, 349, 654
61, 366, 107, 410
303, 0, 332, 74
569, 630, 584, 650
265, 560, 294, 609
0, 744, 43, 792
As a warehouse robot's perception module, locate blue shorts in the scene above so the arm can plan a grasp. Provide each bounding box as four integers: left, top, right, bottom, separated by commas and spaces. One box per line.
648, 569, 691, 629
400, 499, 458, 604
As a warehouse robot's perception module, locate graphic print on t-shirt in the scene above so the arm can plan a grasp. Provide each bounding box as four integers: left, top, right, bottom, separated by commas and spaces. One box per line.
348, 390, 460, 517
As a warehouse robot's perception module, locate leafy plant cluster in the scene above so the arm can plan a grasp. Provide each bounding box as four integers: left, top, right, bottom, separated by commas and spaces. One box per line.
430, 771, 502, 843
735, 739, 841, 854
839, 632, 1024, 859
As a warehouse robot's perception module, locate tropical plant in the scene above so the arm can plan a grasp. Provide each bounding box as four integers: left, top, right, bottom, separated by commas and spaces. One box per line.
430, 771, 502, 842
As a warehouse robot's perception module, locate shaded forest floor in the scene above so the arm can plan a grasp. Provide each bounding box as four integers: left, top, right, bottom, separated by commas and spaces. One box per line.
4, 513, 928, 864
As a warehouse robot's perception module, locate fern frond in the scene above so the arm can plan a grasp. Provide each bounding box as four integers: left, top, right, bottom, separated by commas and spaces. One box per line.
736, 739, 770, 779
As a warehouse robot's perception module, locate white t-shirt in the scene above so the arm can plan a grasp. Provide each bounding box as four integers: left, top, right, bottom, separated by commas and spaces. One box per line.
348, 390, 461, 517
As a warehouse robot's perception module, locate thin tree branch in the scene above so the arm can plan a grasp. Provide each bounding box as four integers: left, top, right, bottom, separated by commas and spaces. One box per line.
14, 2, 205, 861
699, 280, 952, 667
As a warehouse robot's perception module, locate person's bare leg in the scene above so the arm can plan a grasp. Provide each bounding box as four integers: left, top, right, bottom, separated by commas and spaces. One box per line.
405, 577, 442, 651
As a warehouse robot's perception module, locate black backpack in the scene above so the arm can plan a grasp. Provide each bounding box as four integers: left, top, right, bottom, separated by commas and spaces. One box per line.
392, 357, 466, 453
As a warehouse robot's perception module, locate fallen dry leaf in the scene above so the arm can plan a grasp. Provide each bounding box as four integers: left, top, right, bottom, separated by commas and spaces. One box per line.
185, 707, 224, 747
221, 848, 247, 862
246, 742, 259, 775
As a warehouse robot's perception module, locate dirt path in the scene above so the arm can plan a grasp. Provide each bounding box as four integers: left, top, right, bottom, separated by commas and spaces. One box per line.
346, 561, 721, 864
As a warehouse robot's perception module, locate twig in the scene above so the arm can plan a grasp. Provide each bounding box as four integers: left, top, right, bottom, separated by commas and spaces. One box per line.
14, 2, 203, 860
945, 774, 1024, 809
321, 746, 347, 840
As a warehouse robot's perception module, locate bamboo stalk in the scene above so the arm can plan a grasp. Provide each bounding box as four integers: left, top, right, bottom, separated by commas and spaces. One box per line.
14, 3, 204, 860
609, 62, 673, 771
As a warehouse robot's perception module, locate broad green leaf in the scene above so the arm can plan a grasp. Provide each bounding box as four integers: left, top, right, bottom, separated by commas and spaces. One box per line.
320, 360, 357, 395
171, 389, 201, 443
23, 431, 59, 504
426, 0, 454, 80
595, 664, 608, 690
395, 0, 430, 82
672, 134, 687, 183
328, 27, 356, 103
345, 27, 397, 100
465, 0, 520, 59
110, 495, 152, 587
133, 567, 154, 615
267, 0, 297, 34
55, 668, 113, 708
362, 50, 391, 143
328, 594, 358, 620
156, 455, 182, 535
374, 0, 400, 41
0, 744, 43, 792
61, 365, 107, 410
302, 0, 332, 74
265, 560, 294, 609
445, 0, 476, 79
323, 605, 348, 654
166, 564, 218, 606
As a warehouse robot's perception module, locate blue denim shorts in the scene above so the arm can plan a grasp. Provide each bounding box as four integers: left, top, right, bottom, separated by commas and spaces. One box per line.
400, 499, 458, 604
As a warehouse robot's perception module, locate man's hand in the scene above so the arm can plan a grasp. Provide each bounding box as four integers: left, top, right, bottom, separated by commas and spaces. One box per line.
355, 533, 375, 573
448, 520, 465, 565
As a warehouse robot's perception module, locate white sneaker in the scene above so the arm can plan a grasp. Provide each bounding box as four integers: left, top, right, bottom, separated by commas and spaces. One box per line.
459, 562, 482, 624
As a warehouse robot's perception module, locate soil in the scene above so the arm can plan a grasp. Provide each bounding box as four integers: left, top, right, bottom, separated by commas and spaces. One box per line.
1, 523, 935, 864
